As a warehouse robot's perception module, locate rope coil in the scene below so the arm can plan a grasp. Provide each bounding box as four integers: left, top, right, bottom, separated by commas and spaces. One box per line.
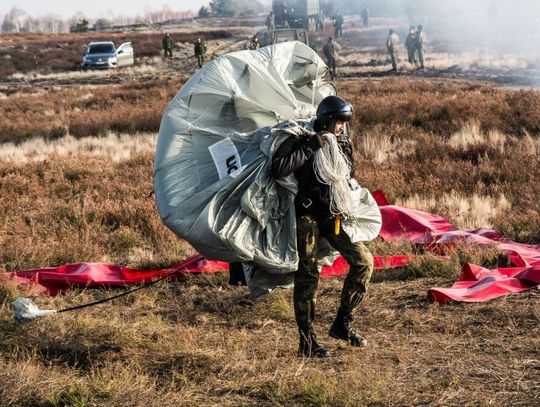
313, 133, 359, 217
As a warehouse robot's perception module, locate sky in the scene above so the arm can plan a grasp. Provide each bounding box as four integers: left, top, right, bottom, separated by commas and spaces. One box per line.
0, 1, 214, 19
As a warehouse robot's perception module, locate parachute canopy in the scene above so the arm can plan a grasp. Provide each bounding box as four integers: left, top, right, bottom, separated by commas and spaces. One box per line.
154, 42, 337, 269
154, 41, 381, 280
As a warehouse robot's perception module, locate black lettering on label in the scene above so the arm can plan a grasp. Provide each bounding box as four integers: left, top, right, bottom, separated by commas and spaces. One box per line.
226, 155, 238, 174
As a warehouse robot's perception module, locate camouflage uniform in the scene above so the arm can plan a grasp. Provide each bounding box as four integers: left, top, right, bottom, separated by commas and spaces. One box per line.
162, 33, 173, 58
322, 38, 341, 79
416, 26, 427, 69
405, 28, 418, 66
194, 39, 207, 68
294, 215, 374, 332
361, 7, 369, 27
271, 122, 374, 346
386, 30, 400, 71
334, 13, 344, 38
245, 37, 260, 50
266, 12, 275, 30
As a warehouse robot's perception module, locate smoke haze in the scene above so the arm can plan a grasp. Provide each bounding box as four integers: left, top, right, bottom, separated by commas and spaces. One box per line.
343, 0, 540, 55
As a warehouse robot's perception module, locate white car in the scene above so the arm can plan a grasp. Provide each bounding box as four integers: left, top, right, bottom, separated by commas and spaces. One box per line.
81, 41, 134, 69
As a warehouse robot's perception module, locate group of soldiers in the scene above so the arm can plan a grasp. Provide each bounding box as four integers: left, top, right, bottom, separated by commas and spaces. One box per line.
324, 14, 428, 76
322, 23, 427, 79
161, 33, 207, 68
387, 24, 427, 71
161, 12, 427, 74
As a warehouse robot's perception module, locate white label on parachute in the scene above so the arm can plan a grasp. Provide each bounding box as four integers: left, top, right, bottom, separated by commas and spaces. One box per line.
208, 138, 242, 180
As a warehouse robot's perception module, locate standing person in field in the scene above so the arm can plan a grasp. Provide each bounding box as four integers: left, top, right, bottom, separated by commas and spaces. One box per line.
194, 38, 207, 68
405, 26, 418, 67
271, 95, 374, 358
386, 29, 400, 71
334, 13, 344, 38
266, 10, 275, 30
162, 32, 173, 59
415, 24, 427, 69
361, 6, 369, 27
322, 37, 341, 79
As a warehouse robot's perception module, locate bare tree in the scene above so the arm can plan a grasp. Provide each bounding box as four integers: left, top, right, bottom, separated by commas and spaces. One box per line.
4, 7, 27, 32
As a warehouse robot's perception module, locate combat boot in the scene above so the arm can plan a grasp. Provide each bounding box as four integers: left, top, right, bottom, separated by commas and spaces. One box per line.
329, 309, 368, 347
297, 329, 331, 358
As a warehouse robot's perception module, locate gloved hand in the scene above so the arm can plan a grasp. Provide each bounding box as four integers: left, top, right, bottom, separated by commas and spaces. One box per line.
314, 131, 332, 149
336, 134, 353, 159
305, 131, 329, 152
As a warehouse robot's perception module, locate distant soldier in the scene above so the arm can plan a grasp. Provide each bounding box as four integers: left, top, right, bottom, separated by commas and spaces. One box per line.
334, 13, 344, 38
322, 36, 341, 79
266, 11, 275, 30
415, 24, 427, 69
316, 12, 324, 31
361, 6, 369, 27
386, 29, 400, 71
194, 38, 207, 68
245, 36, 260, 50
404, 26, 418, 67
162, 32, 173, 58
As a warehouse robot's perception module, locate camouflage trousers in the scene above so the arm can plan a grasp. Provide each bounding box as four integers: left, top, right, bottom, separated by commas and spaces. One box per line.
196, 54, 205, 68
389, 49, 398, 70
417, 47, 425, 68
407, 47, 418, 66
294, 214, 374, 332
326, 57, 337, 78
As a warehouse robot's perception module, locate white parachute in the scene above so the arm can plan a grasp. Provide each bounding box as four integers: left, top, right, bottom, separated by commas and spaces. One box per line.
153, 42, 381, 293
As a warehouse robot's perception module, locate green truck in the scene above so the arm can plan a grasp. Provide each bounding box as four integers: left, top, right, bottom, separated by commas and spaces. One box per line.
272, 0, 333, 31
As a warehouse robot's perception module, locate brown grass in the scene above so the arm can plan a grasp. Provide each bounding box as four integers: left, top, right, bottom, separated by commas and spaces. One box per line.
0, 65, 539, 405
0, 79, 180, 143
0, 272, 538, 406
0, 153, 194, 271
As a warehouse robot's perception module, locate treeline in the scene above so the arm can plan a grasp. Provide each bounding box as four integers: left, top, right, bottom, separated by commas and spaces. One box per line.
199, 0, 265, 17
0, 5, 194, 34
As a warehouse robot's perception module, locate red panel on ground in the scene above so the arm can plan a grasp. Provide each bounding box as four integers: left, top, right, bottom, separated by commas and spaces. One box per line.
5, 255, 228, 295
4, 191, 540, 303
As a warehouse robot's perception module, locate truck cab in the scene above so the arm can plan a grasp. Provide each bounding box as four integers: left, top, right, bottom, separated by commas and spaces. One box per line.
272, 0, 325, 31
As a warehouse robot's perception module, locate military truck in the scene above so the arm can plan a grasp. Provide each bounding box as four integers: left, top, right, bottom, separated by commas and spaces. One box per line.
255, 28, 309, 47
272, 0, 332, 31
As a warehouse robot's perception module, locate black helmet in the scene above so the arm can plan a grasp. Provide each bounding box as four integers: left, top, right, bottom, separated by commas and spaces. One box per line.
316, 95, 353, 122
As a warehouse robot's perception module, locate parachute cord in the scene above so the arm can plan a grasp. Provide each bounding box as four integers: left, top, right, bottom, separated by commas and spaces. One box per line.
313, 133, 358, 217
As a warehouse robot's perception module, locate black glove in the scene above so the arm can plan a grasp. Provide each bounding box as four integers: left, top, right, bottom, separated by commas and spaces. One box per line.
336, 134, 353, 159
311, 131, 329, 150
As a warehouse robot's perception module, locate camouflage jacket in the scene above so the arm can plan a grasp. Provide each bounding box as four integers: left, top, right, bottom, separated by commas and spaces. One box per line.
405, 33, 417, 50
416, 31, 427, 48
323, 41, 341, 60
271, 131, 355, 224
386, 33, 400, 51
162, 36, 173, 49
194, 42, 206, 55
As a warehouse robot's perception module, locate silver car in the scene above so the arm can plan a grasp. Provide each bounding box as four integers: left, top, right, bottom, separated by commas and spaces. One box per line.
81, 41, 134, 69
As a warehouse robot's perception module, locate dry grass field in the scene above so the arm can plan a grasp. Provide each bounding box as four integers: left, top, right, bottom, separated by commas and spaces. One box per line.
1, 16, 539, 407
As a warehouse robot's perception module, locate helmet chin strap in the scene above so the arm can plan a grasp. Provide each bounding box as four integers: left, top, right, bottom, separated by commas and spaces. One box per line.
327, 119, 337, 133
